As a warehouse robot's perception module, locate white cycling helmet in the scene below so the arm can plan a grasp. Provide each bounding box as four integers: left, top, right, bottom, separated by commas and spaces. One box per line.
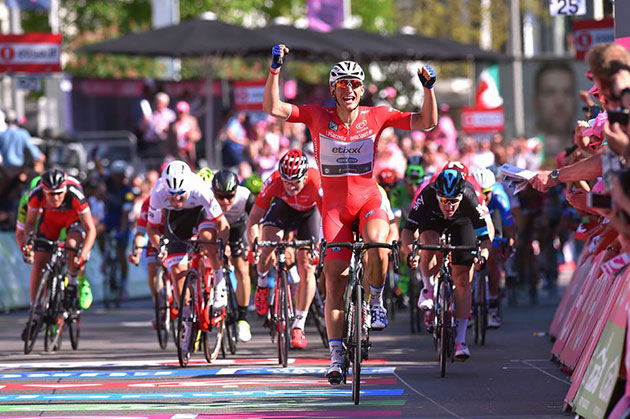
161, 160, 191, 194
329, 61, 365, 86
472, 168, 496, 192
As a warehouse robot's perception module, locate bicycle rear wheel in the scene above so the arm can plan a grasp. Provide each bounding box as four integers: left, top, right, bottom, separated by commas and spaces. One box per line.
154, 268, 169, 350
67, 309, 80, 350
24, 269, 49, 354
352, 284, 363, 405
309, 291, 328, 348
177, 270, 199, 367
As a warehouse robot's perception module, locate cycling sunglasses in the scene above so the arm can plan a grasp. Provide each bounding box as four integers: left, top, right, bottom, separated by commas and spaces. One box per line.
437, 195, 462, 206
335, 79, 363, 89
167, 189, 186, 197
215, 192, 236, 200
281, 178, 304, 186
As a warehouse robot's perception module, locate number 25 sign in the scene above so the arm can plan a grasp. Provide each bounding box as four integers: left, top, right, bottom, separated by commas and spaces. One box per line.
549, 0, 586, 16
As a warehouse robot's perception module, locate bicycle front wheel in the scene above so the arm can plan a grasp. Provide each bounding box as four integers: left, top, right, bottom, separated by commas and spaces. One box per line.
225, 275, 238, 355
277, 271, 289, 367
24, 269, 49, 354
177, 269, 199, 367
352, 284, 363, 405
438, 279, 450, 378
67, 309, 80, 350
204, 318, 224, 363
309, 292, 328, 348
44, 276, 64, 352
479, 273, 488, 346
154, 268, 169, 350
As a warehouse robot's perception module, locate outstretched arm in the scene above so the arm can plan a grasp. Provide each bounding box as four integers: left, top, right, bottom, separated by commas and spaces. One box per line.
262, 44, 292, 120
411, 65, 438, 131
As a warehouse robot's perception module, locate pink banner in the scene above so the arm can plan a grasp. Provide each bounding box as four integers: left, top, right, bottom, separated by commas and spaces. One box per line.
307, 0, 345, 32
550, 257, 593, 338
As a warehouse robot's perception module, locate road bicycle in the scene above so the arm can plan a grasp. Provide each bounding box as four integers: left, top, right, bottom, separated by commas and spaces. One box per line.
317, 238, 399, 405
473, 267, 489, 346
176, 237, 225, 367
133, 241, 176, 350
102, 231, 123, 309
24, 238, 81, 354
308, 283, 328, 348
411, 236, 480, 377
217, 240, 239, 357
408, 268, 423, 334
253, 238, 316, 367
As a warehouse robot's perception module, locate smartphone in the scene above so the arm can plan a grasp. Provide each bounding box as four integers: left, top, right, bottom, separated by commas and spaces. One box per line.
586, 192, 612, 209
608, 109, 630, 126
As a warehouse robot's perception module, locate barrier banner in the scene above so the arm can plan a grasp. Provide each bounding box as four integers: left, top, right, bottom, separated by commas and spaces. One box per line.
574, 282, 629, 419
566, 267, 630, 409
552, 252, 606, 360
560, 270, 617, 370
607, 310, 630, 418
550, 255, 592, 338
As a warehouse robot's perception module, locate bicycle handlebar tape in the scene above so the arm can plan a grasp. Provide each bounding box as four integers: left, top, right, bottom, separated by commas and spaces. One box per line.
418, 65, 436, 89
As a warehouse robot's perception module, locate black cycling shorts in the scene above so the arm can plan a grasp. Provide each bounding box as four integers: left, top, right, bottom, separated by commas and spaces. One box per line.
261, 199, 320, 242
34, 220, 84, 253
228, 221, 247, 258
416, 215, 477, 266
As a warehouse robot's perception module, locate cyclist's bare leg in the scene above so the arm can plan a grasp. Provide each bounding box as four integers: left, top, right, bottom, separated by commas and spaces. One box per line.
147, 261, 159, 302
295, 248, 316, 312
453, 264, 473, 319
419, 231, 441, 288
232, 255, 251, 308
170, 260, 188, 304
323, 259, 350, 340
30, 251, 50, 304
362, 218, 390, 289
65, 230, 84, 278
258, 226, 282, 274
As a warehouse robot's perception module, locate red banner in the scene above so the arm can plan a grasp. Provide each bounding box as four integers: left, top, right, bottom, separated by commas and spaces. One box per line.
233, 80, 266, 111
460, 107, 504, 134
0, 33, 61, 73
573, 17, 615, 60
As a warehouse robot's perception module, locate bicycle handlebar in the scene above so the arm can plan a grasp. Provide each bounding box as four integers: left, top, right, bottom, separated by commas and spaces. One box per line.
316, 239, 400, 274
31, 237, 80, 254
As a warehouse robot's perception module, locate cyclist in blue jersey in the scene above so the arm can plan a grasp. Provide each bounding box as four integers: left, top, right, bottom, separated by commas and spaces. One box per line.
472, 168, 516, 328
102, 160, 135, 297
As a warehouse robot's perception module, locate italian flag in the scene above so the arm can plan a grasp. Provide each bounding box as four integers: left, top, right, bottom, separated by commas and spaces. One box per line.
475, 65, 503, 109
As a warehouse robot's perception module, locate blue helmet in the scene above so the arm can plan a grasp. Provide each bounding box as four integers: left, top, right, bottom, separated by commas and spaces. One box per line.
435, 169, 465, 198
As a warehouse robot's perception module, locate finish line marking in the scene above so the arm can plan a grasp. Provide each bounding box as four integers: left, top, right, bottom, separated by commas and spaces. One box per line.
0, 399, 406, 413
0, 367, 396, 380
0, 388, 405, 402
0, 377, 397, 392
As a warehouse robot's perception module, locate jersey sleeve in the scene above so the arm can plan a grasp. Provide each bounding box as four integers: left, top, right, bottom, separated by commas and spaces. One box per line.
462, 186, 490, 240
136, 198, 150, 234
27, 187, 43, 210
308, 168, 323, 211
244, 192, 256, 214
374, 106, 414, 131
16, 192, 29, 230
69, 185, 90, 215
492, 185, 514, 228
199, 187, 224, 222
148, 188, 164, 226
404, 186, 430, 232
254, 172, 281, 211
286, 104, 317, 126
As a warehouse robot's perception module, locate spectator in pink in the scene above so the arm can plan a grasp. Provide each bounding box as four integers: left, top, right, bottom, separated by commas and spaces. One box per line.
374, 128, 406, 178
138, 92, 176, 160
427, 103, 458, 157
168, 101, 201, 167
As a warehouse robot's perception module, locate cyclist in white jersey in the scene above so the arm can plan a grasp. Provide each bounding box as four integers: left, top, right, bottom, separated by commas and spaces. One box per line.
147, 161, 230, 311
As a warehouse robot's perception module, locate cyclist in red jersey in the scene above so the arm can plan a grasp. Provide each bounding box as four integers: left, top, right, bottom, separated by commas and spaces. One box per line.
246, 149, 322, 349
263, 44, 437, 382
21, 169, 97, 339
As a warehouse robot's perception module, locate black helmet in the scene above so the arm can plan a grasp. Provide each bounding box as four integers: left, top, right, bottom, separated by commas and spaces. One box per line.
41, 169, 67, 192
435, 168, 465, 198
212, 170, 239, 194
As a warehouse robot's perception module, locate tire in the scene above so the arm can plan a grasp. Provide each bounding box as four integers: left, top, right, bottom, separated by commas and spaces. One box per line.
409, 270, 422, 334
68, 311, 80, 350
438, 279, 449, 378
277, 272, 289, 368
225, 276, 238, 355
177, 270, 199, 367
473, 274, 480, 345
204, 319, 224, 363
44, 275, 64, 352
479, 273, 488, 346
24, 268, 49, 354
309, 292, 328, 348
154, 269, 169, 350
352, 284, 363, 405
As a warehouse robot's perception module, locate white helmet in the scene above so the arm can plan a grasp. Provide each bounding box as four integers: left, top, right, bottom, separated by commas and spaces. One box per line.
161, 160, 191, 194
329, 61, 365, 86
110, 160, 128, 176
472, 168, 496, 192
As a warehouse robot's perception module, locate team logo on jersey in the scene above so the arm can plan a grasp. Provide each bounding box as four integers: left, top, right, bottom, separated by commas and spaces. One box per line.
328, 120, 338, 132
365, 210, 374, 219
476, 203, 489, 218
355, 120, 368, 130
412, 195, 424, 210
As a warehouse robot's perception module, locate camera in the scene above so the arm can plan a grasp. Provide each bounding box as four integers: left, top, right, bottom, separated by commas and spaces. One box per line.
608, 108, 630, 126
586, 192, 612, 210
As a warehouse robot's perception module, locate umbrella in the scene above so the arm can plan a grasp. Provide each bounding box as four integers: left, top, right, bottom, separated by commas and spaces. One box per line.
323, 28, 401, 61
390, 33, 507, 62
251, 24, 346, 61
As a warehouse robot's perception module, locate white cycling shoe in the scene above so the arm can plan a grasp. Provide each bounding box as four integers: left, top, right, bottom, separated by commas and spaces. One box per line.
417, 288, 434, 311
455, 342, 471, 361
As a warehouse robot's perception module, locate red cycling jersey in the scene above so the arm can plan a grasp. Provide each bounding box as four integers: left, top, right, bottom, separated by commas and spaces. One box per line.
286, 105, 414, 260
28, 176, 90, 240
254, 168, 322, 212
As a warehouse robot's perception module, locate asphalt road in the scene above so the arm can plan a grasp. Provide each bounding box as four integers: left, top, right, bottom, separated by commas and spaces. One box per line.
0, 286, 572, 418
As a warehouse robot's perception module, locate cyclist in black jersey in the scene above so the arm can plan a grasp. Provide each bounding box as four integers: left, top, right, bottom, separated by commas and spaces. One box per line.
401, 166, 493, 361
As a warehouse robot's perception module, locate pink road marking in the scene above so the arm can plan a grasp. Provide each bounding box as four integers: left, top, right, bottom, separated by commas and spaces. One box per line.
0, 378, 397, 392
0, 416, 174, 419
197, 411, 402, 418
159, 358, 387, 367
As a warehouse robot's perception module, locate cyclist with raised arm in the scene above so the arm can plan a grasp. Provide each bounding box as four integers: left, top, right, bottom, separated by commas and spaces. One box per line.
401, 166, 493, 360
262, 44, 437, 383
471, 168, 516, 328
146, 161, 230, 349
246, 149, 321, 349
212, 169, 256, 343
21, 169, 97, 340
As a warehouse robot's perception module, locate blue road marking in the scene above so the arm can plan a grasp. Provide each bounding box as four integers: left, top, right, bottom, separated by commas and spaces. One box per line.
0, 388, 404, 401
0, 367, 395, 380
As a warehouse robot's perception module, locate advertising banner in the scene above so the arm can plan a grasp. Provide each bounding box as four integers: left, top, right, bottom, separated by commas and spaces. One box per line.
0, 33, 61, 73
573, 18, 615, 60
234, 80, 266, 111
460, 107, 504, 134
